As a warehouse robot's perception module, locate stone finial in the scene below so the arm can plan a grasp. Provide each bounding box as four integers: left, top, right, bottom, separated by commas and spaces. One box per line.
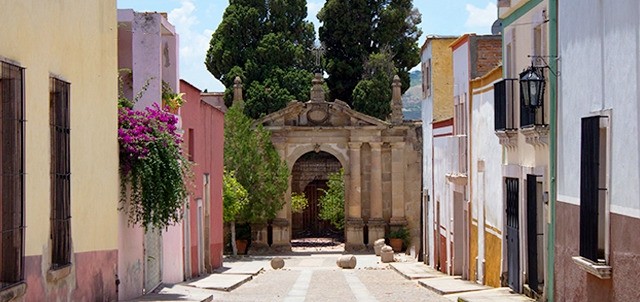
380, 245, 395, 263
233, 76, 243, 106
310, 73, 325, 102
374, 239, 386, 256
391, 75, 402, 124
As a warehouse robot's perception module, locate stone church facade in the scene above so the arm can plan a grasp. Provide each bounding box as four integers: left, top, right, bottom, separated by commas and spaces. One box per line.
241, 74, 422, 252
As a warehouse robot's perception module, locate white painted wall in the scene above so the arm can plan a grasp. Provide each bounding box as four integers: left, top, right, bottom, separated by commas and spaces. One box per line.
421, 41, 434, 265
453, 42, 470, 112
558, 0, 640, 216
471, 84, 504, 232
432, 131, 458, 271
471, 77, 505, 283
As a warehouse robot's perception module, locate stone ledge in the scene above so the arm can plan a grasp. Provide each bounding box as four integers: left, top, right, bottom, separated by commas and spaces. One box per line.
572, 256, 611, 279
47, 264, 72, 283
521, 125, 549, 147
495, 130, 518, 148
445, 173, 468, 185
0, 282, 27, 302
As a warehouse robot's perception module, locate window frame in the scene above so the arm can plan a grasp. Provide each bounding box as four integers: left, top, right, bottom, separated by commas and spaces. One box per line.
0, 60, 26, 291
49, 77, 72, 271
573, 111, 612, 279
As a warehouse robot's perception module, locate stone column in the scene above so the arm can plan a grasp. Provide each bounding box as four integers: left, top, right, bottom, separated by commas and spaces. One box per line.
346, 142, 365, 251
232, 76, 244, 108
390, 75, 403, 124
271, 140, 291, 252
390, 142, 407, 227
368, 142, 386, 245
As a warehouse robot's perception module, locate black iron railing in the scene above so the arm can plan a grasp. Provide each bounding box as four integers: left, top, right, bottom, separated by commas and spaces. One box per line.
50, 77, 72, 269
0, 61, 26, 289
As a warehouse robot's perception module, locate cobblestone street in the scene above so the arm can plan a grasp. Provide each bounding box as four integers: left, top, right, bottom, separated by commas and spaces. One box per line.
214, 253, 449, 302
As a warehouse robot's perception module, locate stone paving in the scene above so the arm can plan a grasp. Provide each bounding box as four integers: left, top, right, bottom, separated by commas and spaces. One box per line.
132, 239, 533, 302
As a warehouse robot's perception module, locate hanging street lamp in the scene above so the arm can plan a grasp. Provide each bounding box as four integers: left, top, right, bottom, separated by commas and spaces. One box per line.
520, 67, 545, 109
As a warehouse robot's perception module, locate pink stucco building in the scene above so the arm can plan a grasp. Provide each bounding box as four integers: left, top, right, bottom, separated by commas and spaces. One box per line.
180, 80, 225, 278
117, 9, 183, 300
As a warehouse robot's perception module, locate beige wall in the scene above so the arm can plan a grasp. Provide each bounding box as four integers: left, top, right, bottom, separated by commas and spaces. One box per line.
431, 39, 456, 122
0, 1, 119, 255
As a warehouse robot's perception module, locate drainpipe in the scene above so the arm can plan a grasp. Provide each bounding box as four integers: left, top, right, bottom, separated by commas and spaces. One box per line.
547, 0, 558, 301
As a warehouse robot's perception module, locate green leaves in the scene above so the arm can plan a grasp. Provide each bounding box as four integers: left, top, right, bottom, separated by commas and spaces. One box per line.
352, 50, 395, 120
223, 170, 249, 223
206, 0, 316, 119
318, 169, 345, 230
224, 105, 290, 224
319, 0, 422, 105
290, 192, 309, 213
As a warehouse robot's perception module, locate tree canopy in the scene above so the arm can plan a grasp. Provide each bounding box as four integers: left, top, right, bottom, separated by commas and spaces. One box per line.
352, 50, 397, 120
318, 0, 422, 106
206, 0, 316, 119
223, 104, 290, 223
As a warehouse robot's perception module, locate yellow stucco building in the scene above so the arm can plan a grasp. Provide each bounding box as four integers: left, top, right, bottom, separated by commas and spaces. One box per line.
0, 1, 119, 300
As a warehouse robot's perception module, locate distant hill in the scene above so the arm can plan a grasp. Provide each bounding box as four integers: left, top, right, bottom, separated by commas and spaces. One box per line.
403, 70, 422, 121
409, 70, 422, 87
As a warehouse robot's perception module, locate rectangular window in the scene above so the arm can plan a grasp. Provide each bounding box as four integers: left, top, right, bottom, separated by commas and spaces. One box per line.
426, 59, 432, 97
188, 128, 195, 162
421, 62, 426, 98
580, 115, 608, 263
0, 61, 25, 289
50, 77, 71, 269
494, 79, 517, 131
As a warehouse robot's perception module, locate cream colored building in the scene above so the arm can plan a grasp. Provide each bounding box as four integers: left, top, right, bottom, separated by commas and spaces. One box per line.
0, 1, 119, 300
497, 0, 550, 299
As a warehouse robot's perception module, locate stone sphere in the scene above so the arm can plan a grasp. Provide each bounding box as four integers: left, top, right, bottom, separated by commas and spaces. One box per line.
271, 257, 285, 269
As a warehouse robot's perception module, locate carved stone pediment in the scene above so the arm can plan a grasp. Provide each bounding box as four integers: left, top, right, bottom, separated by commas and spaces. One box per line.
258, 99, 390, 128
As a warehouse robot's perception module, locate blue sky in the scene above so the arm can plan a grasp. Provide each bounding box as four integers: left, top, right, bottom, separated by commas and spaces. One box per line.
117, 0, 497, 92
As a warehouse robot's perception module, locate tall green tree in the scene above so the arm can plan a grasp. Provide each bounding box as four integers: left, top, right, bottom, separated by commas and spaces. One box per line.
318, 0, 421, 106
222, 170, 249, 256
318, 169, 345, 230
352, 50, 397, 120
206, 0, 316, 119
223, 104, 289, 224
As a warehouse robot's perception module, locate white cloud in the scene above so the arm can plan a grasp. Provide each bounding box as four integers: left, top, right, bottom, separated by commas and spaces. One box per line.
307, 0, 323, 39
464, 2, 497, 29
168, 0, 223, 91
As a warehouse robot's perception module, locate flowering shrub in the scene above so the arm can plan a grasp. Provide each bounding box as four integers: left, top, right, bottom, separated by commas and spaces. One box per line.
118, 102, 191, 229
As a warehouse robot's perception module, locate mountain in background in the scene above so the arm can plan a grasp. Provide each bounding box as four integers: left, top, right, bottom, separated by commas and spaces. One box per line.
402, 70, 422, 120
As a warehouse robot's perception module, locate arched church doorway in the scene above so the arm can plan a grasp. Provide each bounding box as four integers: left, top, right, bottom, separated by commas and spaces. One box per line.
291, 151, 342, 242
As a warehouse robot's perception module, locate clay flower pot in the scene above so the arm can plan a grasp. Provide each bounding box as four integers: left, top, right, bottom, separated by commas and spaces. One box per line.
389, 238, 403, 252
236, 239, 248, 255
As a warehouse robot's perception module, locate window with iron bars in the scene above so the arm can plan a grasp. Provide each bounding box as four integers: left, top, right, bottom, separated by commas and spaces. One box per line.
580, 115, 608, 263
50, 77, 71, 269
0, 61, 26, 289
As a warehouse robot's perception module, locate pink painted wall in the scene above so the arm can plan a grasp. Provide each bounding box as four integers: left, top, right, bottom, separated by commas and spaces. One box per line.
180, 80, 225, 277
117, 9, 183, 299
162, 222, 184, 283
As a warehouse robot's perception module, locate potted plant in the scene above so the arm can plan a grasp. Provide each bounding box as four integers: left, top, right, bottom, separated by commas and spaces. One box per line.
161, 81, 185, 113
235, 224, 252, 255
387, 227, 410, 252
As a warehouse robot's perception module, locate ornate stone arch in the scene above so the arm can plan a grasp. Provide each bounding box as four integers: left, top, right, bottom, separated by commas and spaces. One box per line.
286, 143, 349, 175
